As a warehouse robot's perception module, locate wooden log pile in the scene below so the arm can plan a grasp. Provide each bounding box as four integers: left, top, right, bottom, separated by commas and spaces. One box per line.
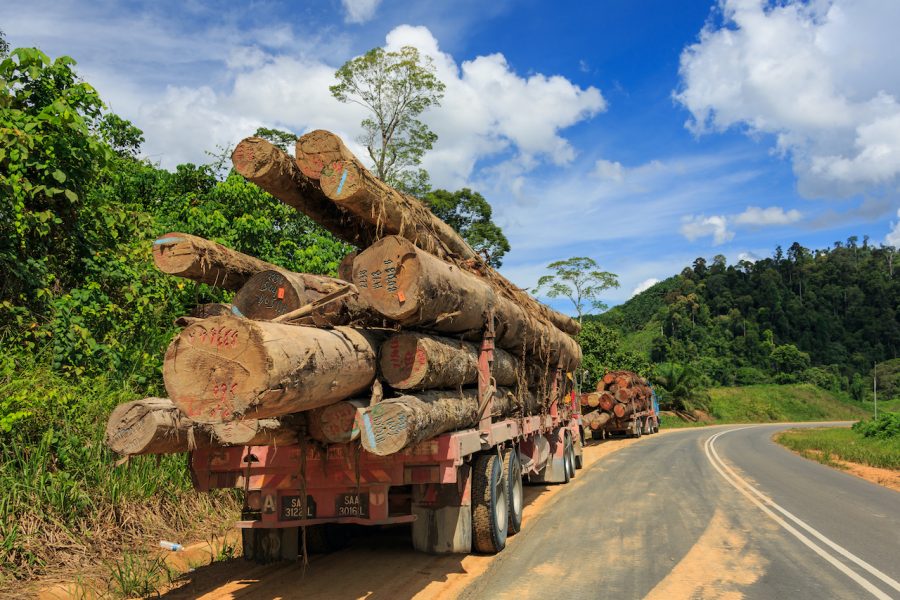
580, 370, 653, 432
105, 129, 581, 458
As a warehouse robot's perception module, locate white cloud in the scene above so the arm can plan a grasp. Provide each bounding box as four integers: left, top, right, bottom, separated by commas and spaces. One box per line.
680, 214, 734, 245
592, 159, 625, 182
676, 0, 900, 197
381, 25, 605, 187
341, 0, 382, 24
734, 206, 802, 226
631, 278, 659, 297
887, 209, 900, 248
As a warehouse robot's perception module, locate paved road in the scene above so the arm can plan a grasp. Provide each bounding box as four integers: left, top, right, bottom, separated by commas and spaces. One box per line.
459, 424, 900, 600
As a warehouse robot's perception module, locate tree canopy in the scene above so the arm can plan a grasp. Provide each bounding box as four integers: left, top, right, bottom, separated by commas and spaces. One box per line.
424, 188, 510, 267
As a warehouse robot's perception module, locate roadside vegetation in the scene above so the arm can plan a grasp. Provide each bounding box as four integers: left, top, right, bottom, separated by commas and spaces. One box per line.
775, 413, 900, 471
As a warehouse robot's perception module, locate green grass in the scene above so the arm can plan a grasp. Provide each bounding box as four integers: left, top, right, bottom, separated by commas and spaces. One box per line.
0, 354, 240, 592
707, 384, 868, 423
775, 427, 900, 470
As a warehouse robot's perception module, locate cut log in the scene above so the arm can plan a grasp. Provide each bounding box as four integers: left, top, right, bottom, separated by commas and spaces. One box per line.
353, 236, 580, 369
306, 399, 366, 444
600, 372, 616, 388
295, 129, 357, 180
231, 268, 378, 326
164, 316, 380, 423
337, 251, 358, 283
210, 418, 298, 446
308, 131, 579, 336
615, 387, 633, 403
231, 137, 376, 248
613, 403, 634, 419
582, 392, 601, 408
152, 232, 277, 290
379, 332, 518, 390
598, 392, 615, 411
357, 388, 541, 456
588, 411, 612, 430
105, 398, 214, 455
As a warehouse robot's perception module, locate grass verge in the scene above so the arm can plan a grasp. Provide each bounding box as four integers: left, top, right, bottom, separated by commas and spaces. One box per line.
0, 355, 240, 597
774, 427, 900, 471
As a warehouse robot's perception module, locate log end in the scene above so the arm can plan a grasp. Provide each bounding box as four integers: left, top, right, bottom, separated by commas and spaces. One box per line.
352, 236, 421, 322
356, 402, 410, 456
232, 137, 281, 180
232, 270, 305, 321
152, 233, 197, 276
379, 334, 428, 390
163, 316, 268, 423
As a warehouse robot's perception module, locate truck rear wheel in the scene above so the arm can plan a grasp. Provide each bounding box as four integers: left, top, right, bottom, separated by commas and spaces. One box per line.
472, 453, 508, 553
642, 418, 652, 436
503, 448, 524, 536
631, 419, 642, 438
564, 435, 576, 480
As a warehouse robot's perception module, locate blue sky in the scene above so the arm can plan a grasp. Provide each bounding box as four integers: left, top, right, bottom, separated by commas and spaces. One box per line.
3, 0, 899, 315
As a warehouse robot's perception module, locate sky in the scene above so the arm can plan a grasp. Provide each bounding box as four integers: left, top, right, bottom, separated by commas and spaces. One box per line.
3, 0, 899, 315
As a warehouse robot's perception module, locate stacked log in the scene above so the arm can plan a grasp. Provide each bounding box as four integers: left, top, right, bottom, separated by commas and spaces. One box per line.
106, 128, 582, 458
581, 370, 654, 433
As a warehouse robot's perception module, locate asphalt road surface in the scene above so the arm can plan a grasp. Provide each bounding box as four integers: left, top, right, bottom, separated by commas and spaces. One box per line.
459, 424, 900, 600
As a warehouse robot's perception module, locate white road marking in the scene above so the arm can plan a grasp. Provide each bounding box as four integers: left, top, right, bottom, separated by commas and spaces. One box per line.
704, 427, 899, 600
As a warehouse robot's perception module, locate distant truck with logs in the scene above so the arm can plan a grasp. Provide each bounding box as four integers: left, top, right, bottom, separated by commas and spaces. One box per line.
105, 130, 586, 561
579, 370, 660, 439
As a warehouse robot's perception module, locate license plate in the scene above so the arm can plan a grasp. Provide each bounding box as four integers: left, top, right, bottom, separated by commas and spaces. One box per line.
335, 492, 369, 518
279, 495, 316, 520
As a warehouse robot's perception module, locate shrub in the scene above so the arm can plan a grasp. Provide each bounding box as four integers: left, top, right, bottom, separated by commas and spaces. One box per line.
852, 412, 900, 440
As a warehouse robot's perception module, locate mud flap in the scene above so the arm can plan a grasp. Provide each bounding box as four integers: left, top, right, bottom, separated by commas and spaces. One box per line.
411, 465, 472, 554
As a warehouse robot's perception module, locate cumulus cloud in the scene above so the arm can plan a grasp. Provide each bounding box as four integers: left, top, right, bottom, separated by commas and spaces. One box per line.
381, 26, 606, 186
676, 0, 900, 197
631, 278, 659, 297
341, 0, 382, 24
680, 214, 734, 245
592, 159, 625, 182
887, 209, 900, 248
734, 206, 802, 226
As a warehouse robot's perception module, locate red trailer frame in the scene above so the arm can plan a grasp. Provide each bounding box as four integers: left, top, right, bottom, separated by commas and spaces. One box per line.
189, 317, 582, 558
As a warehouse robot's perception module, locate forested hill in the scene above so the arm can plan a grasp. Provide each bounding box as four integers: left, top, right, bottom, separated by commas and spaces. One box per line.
594, 241, 899, 390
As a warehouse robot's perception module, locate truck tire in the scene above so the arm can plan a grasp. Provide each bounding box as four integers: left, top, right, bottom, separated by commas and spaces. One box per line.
472, 453, 508, 553
642, 418, 652, 436
503, 448, 524, 536
631, 419, 642, 438
564, 435, 576, 480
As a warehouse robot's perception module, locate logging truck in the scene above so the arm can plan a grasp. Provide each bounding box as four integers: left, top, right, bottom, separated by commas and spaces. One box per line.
580, 371, 661, 439
107, 130, 588, 563
189, 323, 583, 562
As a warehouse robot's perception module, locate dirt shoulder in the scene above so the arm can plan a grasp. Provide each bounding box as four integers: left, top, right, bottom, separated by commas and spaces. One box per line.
155, 432, 664, 600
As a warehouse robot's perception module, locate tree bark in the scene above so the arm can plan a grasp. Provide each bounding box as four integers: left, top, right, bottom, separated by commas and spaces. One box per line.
231, 137, 376, 248
379, 332, 518, 390
163, 315, 380, 423
152, 232, 277, 290
105, 397, 215, 455
357, 388, 541, 456
582, 410, 611, 430
210, 418, 298, 446
231, 268, 379, 326
306, 399, 366, 444
353, 236, 580, 369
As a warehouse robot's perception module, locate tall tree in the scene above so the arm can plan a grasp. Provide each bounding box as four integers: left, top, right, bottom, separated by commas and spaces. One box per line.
424, 188, 510, 267
0, 29, 8, 58
534, 257, 619, 322
330, 46, 445, 194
